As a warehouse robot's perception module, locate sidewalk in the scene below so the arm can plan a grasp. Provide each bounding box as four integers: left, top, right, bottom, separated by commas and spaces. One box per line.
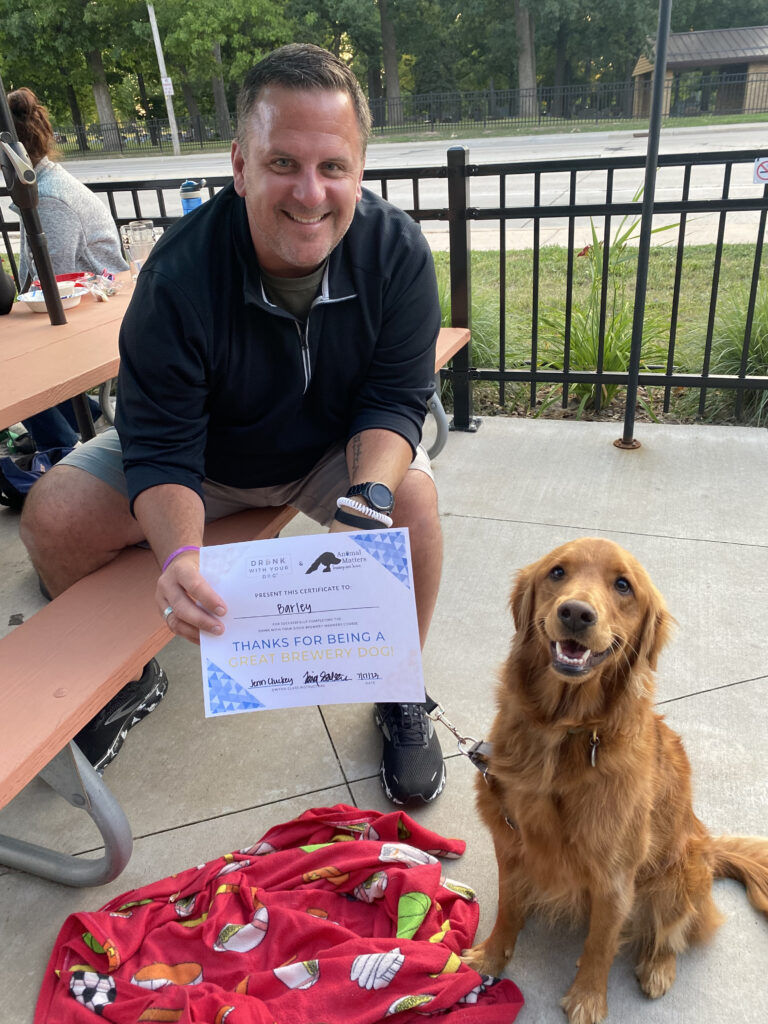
1, 416, 766, 1021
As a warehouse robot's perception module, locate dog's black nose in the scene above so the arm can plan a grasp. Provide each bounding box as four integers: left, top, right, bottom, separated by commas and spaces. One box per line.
557, 600, 597, 633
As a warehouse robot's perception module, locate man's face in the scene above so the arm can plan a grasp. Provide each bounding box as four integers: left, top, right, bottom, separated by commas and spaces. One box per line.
231, 85, 365, 278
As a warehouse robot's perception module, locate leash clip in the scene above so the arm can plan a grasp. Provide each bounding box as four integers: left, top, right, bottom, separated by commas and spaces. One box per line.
428, 703, 492, 776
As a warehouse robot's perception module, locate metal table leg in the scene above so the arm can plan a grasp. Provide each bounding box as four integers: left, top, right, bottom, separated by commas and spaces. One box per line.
0, 742, 133, 886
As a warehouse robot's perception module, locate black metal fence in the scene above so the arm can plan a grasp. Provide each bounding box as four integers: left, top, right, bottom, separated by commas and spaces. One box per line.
2, 146, 767, 427
45, 70, 768, 157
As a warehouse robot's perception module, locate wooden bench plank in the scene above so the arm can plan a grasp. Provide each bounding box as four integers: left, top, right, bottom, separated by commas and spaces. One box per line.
0, 505, 296, 808
435, 326, 470, 369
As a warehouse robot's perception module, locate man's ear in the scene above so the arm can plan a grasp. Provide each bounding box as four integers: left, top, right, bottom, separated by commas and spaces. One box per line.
231, 139, 246, 197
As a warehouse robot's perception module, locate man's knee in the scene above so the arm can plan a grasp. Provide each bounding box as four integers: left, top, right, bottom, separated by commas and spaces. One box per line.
394, 469, 440, 530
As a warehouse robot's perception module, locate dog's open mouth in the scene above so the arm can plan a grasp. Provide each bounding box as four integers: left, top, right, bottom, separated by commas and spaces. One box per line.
550, 639, 611, 675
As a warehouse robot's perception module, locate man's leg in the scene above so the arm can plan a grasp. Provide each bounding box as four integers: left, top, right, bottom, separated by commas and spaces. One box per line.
19, 432, 167, 771
390, 465, 443, 648
21, 464, 144, 597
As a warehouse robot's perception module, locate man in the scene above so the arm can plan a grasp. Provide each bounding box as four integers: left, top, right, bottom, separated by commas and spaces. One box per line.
20, 43, 445, 805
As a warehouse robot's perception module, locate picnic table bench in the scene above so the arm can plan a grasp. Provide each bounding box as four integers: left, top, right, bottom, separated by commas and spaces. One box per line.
0, 326, 470, 887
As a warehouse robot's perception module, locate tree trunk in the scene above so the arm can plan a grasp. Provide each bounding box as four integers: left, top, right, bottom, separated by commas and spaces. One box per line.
64, 79, 88, 152
87, 49, 122, 150
513, 1, 537, 120
181, 80, 202, 144
137, 72, 160, 147
368, 64, 384, 128
552, 23, 569, 117
378, 0, 402, 127
211, 42, 231, 141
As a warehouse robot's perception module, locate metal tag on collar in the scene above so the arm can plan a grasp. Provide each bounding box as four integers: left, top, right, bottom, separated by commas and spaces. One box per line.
589, 730, 600, 767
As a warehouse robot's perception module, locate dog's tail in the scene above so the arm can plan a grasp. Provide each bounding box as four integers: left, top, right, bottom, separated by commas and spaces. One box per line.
711, 835, 768, 914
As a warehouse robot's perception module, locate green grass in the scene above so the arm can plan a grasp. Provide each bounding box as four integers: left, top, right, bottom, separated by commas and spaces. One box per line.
434, 242, 768, 420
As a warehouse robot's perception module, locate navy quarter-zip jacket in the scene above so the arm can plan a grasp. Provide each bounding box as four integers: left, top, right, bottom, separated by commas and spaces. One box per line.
115, 184, 441, 511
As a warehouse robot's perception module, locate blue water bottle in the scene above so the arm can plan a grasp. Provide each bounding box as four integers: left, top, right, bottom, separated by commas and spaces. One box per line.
180, 179, 206, 214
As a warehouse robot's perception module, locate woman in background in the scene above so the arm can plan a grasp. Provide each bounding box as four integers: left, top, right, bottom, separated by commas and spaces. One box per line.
9, 87, 128, 449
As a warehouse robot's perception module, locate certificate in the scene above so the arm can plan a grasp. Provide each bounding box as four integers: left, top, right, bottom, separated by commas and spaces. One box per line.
199, 528, 425, 717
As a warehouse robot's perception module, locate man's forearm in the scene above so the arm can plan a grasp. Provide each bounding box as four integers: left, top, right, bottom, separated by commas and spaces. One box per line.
346, 428, 413, 491
133, 483, 206, 568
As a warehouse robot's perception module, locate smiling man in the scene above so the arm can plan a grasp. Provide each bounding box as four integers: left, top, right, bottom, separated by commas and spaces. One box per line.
21, 44, 446, 805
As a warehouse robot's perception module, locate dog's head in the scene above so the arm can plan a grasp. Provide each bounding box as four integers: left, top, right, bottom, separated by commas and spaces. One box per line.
511, 537, 673, 681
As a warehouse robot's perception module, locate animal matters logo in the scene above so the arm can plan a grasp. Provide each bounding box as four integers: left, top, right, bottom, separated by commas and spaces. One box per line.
305, 552, 342, 574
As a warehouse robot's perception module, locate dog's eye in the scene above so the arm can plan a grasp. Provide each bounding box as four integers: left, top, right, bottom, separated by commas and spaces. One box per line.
549, 566, 565, 580
615, 576, 632, 594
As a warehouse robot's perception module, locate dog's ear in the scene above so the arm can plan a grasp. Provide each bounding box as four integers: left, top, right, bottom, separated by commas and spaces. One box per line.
510, 563, 536, 635
638, 584, 675, 670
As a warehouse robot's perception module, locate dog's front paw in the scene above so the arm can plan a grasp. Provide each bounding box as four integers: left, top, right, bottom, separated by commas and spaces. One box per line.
461, 940, 509, 979
560, 984, 608, 1024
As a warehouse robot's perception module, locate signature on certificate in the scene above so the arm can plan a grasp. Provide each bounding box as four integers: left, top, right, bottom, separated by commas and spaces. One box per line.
303, 670, 350, 685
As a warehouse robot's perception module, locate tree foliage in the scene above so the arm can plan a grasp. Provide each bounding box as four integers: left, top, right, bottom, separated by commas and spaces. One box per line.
1, 0, 766, 128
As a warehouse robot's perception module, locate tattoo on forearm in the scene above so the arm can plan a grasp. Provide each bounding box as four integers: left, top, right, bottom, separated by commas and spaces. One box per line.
351, 434, 362, 474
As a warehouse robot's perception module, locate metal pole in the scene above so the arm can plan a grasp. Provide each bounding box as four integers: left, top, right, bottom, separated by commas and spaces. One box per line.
146, 3, 181, 157
616, 0, 672, 450
0, 73, 66, 324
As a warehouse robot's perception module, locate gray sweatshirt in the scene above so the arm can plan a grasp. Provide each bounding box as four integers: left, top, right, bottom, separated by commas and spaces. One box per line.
17, 156, 128, 286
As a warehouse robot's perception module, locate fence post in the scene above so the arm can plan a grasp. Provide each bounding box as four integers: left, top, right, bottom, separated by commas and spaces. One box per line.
616, 0, 672, 450
446, 145, 477, 432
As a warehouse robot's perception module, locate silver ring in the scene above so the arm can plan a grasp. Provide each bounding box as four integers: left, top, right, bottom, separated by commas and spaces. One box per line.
162, 605, 174, 622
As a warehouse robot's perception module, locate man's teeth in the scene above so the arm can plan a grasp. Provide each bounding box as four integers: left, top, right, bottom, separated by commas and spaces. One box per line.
288, 213, 325, 224
555, 641, 591, 666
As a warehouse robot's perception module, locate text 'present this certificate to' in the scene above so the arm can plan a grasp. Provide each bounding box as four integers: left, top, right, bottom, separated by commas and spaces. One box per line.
199, 528, 425, 717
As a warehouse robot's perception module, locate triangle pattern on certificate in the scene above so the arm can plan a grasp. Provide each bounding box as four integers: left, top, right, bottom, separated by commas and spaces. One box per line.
206, 660, 265, 714
350, 531, 411, 589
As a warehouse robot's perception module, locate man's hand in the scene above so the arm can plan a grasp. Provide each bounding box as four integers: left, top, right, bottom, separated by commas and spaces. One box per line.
134, 483, 227, 645
157, 549, 227, 645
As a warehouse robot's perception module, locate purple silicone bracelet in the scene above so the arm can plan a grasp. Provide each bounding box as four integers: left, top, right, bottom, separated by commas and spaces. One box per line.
161, 545, 201, 573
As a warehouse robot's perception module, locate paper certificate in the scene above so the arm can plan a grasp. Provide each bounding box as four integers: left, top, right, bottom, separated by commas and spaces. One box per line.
199, 528, 425, 717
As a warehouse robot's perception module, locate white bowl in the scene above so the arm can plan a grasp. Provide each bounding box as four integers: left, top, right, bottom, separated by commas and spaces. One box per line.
18, 283, 81, 313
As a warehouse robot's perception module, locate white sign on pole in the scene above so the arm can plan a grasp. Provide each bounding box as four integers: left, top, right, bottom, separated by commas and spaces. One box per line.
161, 76, 174, 97
754, 157, 768, 185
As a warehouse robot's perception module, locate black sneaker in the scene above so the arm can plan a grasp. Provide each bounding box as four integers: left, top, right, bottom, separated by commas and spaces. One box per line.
74, 660, 168, 773
374, 702, 446, 804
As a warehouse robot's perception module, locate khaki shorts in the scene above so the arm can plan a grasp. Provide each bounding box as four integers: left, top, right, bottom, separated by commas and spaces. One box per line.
62, 427, 434, 527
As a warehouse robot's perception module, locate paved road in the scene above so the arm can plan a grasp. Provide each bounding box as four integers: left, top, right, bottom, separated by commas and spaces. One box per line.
4, 123, 766, 251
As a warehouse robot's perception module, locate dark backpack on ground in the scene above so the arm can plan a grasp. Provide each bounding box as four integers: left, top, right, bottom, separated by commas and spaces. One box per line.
0, 447, 73, 510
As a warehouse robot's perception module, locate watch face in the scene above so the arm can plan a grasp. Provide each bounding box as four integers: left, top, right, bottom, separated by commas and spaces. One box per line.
368, 482, 394, 512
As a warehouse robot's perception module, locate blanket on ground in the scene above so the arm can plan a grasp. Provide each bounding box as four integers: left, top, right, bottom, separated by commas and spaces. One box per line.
35, 804, 524, 1023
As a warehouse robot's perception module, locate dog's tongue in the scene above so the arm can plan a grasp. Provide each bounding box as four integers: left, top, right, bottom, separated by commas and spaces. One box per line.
555, 640, 591, 665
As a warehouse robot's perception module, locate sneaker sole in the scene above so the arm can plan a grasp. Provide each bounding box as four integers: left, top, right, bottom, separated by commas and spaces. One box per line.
92, 670, 168, 774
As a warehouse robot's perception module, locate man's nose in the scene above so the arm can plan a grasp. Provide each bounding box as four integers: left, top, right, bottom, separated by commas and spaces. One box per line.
293, 169, 325, 208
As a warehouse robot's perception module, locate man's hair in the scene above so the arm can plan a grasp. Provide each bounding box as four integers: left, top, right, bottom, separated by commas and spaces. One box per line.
236, 43, 372, 151
7, 87, 56, 165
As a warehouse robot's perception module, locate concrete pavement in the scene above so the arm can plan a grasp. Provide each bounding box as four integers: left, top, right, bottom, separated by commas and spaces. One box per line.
1, 416, 767, 1021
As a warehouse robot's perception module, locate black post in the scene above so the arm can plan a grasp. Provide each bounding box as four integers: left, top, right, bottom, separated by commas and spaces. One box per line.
616, 0, 672, 450
446, 145, 477, 432
0, 72, 66, 325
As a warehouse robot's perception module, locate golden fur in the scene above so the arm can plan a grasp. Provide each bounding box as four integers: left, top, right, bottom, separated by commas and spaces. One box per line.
462, 537, 768, 1024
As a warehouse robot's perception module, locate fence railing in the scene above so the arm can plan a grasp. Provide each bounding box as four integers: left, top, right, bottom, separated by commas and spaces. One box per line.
2, 146, 767, 427
42, 70, 768, 157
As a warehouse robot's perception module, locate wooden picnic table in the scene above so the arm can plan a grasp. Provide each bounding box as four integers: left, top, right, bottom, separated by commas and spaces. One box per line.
0, 274, 133, 435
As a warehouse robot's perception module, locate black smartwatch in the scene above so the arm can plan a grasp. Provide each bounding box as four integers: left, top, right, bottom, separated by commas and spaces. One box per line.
347, 481, 395, 514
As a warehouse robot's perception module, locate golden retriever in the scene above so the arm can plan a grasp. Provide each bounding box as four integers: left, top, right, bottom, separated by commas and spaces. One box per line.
462, 537, 768, 1024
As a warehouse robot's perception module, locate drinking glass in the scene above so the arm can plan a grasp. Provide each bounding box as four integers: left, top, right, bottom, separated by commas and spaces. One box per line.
122, 220, 157, 279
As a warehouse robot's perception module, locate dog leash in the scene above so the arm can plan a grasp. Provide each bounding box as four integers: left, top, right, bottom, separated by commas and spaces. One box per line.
424, 694, 493, 777
425, 694, 601, 771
